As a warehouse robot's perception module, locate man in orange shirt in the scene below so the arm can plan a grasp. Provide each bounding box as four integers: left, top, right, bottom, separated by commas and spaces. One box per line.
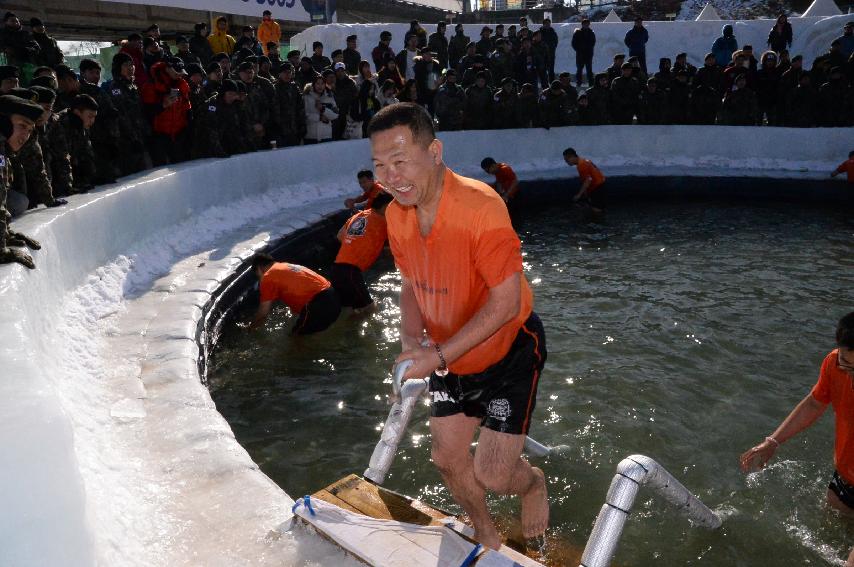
481, 157, 520, 203
368, 103, 548, 550
249, 253, 341, 335
331, 193, 391, 311
563, 147, 606, 212
740, 312, 854, 565
344, 169, 386, 209
831, 150, 854, 184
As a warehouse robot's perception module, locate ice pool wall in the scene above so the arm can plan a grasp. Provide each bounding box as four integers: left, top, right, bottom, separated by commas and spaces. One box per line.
291, 15, 849, 82
0, 126, 850, 566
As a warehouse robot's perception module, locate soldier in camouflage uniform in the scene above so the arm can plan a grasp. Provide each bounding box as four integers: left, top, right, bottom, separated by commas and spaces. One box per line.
491, 77, 518, 129
198, 79, 252, 158
273, 62, 306, 147
433, 69, 466, 131
106, 52, 149, 176
79, 59, 119, 183
204, 61, 223, 99
57, 94, 99, 192
53, 64, 79, 113
7, 87, 65, 208
0, 94, 45, 268
237, 61, 274, 150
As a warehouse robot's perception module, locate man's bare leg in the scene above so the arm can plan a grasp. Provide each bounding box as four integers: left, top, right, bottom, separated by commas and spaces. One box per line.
430, 414, 502, 549
474, 428, 549, 539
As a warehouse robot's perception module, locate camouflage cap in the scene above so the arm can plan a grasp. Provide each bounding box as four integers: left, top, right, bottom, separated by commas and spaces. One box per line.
0, 94, 44, 121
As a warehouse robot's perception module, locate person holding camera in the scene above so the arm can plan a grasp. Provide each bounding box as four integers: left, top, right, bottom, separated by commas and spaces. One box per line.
303, 74, 337, 144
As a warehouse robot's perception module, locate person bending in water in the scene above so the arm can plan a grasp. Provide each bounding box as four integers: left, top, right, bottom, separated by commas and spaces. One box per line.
563, 147, 605, 213
368, 103, 549, 550
830, 150, 854, 185
344, 169, 386, 209
481, 157, 520, 203
330, 192, 392, 312
248, 253, 341, 335
740, 312, 854, 566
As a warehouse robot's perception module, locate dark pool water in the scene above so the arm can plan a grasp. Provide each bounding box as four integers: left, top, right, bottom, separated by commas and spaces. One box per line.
208, 200, 854, 566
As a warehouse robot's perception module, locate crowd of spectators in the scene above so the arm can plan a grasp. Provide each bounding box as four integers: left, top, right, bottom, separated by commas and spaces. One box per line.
0, 10, 853, 268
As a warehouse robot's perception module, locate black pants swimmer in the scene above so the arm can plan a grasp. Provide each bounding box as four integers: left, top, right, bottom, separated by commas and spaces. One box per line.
292, 288, 341, 335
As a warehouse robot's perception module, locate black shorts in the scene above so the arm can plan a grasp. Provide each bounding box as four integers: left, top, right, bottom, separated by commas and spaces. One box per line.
580, 186, 605, 209
429, 312, 547, 435
829, 470, 854, 509
292, 287, 341, 335
330, 262, 373, 309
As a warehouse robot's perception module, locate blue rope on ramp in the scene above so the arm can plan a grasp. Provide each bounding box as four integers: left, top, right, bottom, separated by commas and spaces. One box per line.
291, 495, 316, 517
459, 543, 483, 567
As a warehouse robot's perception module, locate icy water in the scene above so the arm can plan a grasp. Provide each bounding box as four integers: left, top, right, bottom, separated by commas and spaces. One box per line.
208, 201, 854, 566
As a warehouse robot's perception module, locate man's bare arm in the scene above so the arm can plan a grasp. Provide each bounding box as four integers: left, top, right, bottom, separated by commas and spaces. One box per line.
248, 300, 273, 331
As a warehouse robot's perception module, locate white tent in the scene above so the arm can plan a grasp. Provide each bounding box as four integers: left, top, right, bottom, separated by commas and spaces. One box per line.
603, 9, 622, 23
801, 0, 843, 17
695, 3, 721, 21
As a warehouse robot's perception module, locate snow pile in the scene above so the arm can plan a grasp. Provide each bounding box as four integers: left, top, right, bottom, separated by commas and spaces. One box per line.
0, 125, 850, 566
603, 9, 623, 23
293, 14, 848, 77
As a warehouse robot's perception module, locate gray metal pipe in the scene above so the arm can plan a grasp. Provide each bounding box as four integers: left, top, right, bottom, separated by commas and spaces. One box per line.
580, 454, 722, 567
364, 360, 570, 485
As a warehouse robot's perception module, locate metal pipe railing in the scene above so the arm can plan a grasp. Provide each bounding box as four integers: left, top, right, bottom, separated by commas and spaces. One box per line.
580, 454, 722, 567
364, 360, 569, 485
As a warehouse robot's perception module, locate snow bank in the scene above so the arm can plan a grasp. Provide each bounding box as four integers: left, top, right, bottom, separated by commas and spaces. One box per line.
291, 14, 849, 75
0, 125, 850, 566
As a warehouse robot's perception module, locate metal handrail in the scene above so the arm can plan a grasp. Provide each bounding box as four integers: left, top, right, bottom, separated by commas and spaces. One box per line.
580, 454, 722, 567
365, 360, 569, 485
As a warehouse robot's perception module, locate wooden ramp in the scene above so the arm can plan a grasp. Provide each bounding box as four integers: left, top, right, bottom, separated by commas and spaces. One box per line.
295, 474, 583, 567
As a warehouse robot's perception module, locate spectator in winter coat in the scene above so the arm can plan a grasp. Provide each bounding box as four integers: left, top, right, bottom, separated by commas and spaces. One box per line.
236, 26, 263, 57
433, 69, 466, 131
414, 50, 441, 111
176, 36, 201, 67
572, 19, 596, 87
428, 23, 449, 70
119, 34, 148, 88
724, 52, 755, 91
538, 80, 575, 128
638, 77, 668, 125
785, 73, 817, 127
143, 37, 167, 75
378, 57, 405, 92
586, 73, 611, 124
457, 42, 478, 79
541, 18, 559, 82
273, 63, 306, 146
624, 18, 649, 74
310, 41, 332, 73
106, 52, 149, 175
817, 67, 853, 127
372, 31, 395, 72
0, 12, 40, 67
404, 20, 428, 50
352, 79, 381, 138
712, 25, 738, 68
464, 72, 493, 130
395, 35, 420, 81
755, 51, 783, 125
258, 11, 281, 56
836, 21, 854, 59
767, 15, 793, 54
462, 55, 493, 89
668, 70, 691, 124
140, 59, 191, 165
695, 53, 724, 94
30, 18, 63, 68
690, 83, 721, 125
475, 26, 494, 57
778, 54, 804, 102
576, 94, 596, 125
342, 35, 362, 76
654, 58, 673, 92
397, 79, 419, 104
673, 53, 697, 83
209, 16, 236, 56
61, 94, 99, 192
189, 23, 213, 66
376, 80, 399, 108
610, 63, 641, 124
0, 66, 19, 94
333, 63, 358, 139
515, 83, 538, 128
490, 39, 515, 86
303, 75, 338, 143
720, 73, 758, 126
448, 24, 470, 71
491, 77, 519, 130
531, 31, 551, 90
606, 54, 626, 83
78, 58, 120, 184
515, 37, 541, 89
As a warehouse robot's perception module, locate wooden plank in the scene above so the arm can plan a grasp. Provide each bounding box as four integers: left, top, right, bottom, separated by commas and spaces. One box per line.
321, 474, 446, 527
312, 489, 363, 515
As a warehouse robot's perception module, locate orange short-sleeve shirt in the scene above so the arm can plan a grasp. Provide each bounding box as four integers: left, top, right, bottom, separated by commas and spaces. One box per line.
494, 163, 518, 193
835, 159, 854, 183
577, 158, 605, 191
811, 350, 854, 484
259, 262, 331, 314
362, 181, 385, 208
335, 209, 388, 272
386, 169, 533, 375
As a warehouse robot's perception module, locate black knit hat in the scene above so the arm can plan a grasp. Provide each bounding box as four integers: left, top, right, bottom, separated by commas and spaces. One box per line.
30, 17, 43, 27
0, 65, 19, 81
220, 79, 238, 93
0, 94, 45, 121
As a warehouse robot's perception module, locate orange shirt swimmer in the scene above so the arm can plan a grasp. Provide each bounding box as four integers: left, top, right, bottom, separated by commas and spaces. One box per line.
740, 312, 854, 566
831, 151, 854, 184
368, 102, 548, 551
344, 169, 386, 209
481, 157, 520, 203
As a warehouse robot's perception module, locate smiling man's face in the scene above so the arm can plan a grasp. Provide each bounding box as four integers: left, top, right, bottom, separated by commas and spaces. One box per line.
370, 125, 442, 208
